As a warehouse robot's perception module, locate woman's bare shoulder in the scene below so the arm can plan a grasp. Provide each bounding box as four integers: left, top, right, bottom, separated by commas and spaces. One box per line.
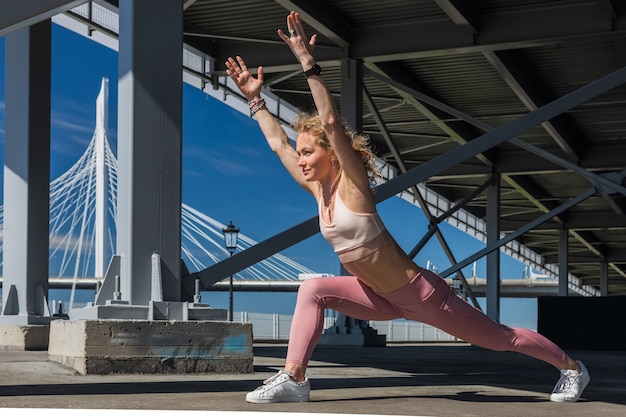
337, 176, 376, 213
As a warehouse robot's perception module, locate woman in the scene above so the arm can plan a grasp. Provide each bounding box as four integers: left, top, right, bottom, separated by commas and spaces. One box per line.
225, 11, 589, 404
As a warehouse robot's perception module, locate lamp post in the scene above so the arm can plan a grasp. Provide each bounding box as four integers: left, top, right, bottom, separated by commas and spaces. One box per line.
222, 220, 239, 322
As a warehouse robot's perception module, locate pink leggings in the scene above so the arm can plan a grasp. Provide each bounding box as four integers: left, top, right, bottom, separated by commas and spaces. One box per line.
286, 268, 568, 369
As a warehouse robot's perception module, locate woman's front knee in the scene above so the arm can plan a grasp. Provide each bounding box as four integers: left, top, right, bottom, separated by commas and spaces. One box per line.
297, 277, 350, 309
298, 277, 323, 294
297, 277, 335, 301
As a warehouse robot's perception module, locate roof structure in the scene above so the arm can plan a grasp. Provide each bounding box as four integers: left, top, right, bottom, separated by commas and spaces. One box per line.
184, 0, 626, 295
8, 1, 626, 296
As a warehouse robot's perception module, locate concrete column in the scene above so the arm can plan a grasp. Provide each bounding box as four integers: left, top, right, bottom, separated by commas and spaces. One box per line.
1, 20, 52, 325
117, 0, 183, 305
486, 174, 501, 321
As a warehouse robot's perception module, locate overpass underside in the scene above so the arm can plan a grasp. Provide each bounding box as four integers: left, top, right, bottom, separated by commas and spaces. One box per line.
1, 1, 625, 335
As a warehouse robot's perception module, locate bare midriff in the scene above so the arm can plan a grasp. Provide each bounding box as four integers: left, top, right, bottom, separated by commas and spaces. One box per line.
342, 238, 419, 294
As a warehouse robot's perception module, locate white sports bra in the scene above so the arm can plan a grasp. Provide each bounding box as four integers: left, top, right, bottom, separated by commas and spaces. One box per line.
318, 192, 391, 263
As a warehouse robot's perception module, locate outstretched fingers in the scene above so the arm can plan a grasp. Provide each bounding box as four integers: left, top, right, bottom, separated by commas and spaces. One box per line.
225, 56, 243, 77
225, 56, 264, 98
224, 57, 238, 78
278, 11, 297, 39
236, 56, 248, 72
278, 12, 316, 57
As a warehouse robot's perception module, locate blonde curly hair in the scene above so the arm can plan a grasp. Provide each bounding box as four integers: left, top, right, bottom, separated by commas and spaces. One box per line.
293, 111, 377, 183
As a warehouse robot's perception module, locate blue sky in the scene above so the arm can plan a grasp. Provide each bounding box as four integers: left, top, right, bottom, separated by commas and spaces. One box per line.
0, 23, 538, 329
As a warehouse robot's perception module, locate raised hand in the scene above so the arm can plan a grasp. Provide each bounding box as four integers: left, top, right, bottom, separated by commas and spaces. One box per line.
225, 55, 263, 100
277, 11, 317, 66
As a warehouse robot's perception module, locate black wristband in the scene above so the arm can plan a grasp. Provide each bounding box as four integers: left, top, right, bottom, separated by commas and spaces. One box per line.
304, 64, 322, 78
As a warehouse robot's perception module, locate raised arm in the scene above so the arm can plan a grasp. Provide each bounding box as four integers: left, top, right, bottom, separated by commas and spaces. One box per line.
278, 12, 372, 198
225, 55, 316, 195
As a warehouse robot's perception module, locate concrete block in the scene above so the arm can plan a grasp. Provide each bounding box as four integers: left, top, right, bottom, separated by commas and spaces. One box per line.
0, 324, 50, 350
48, 319, 253, 375
69, 304, 150, 320
188, 306, 228, 321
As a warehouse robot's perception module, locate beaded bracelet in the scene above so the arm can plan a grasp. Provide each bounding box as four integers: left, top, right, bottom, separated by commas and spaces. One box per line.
249, 97, 266, 117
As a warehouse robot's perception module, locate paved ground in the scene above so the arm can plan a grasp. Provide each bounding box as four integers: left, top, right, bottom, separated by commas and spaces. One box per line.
1, 342, 624, 416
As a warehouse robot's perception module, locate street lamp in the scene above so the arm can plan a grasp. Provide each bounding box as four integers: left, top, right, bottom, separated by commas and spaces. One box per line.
222, 220, 239, 322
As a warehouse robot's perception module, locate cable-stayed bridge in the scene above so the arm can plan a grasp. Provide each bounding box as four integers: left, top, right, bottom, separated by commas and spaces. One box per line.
0, 78, 318, 293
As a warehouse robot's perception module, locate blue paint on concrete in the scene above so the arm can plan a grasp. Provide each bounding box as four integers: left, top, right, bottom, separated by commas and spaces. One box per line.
144, 325, 252, 358
221, 333, 252, 355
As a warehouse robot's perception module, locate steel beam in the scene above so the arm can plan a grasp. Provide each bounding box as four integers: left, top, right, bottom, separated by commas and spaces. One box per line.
440, 188, 597, 279
0, 0, 85, 37
600, 262, 609, 296
558, 228, 569, 296
486, 174, 501, 321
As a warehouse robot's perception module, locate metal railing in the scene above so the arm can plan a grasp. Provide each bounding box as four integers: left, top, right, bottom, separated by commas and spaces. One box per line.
237, 311, 458, 343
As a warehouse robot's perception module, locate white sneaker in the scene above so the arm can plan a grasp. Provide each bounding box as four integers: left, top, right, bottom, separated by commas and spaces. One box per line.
246, 370, 311, 403
550, 360, 590, 402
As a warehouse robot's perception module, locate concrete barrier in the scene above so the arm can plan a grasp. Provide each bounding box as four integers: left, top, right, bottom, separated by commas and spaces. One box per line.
0, 325, 50, 350
49, 319, 253, 374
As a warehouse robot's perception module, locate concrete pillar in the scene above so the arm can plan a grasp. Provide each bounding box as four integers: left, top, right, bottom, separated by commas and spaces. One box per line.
1, 19, 51, 327
116, 0, 183, 305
